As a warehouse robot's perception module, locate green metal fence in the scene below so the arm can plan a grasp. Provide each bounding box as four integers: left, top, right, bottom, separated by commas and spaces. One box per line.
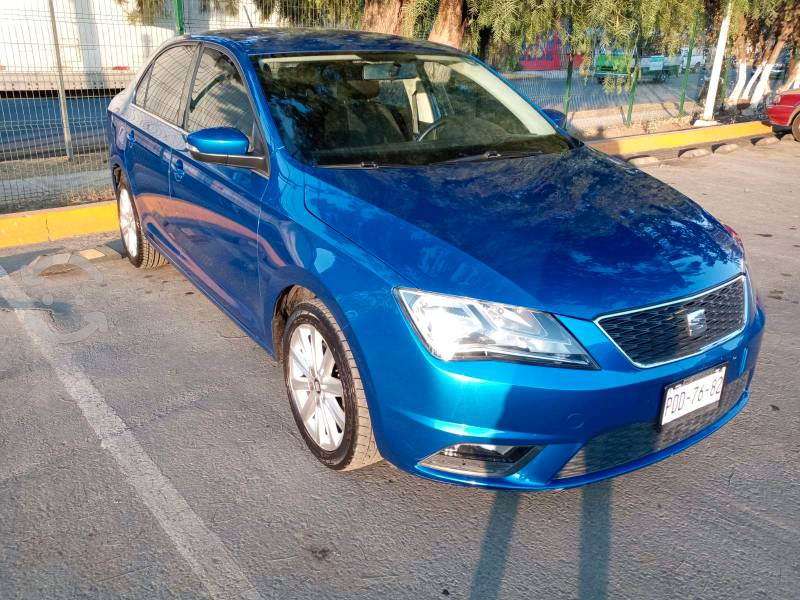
0, 0, 359, 214
0, 1, 730, 215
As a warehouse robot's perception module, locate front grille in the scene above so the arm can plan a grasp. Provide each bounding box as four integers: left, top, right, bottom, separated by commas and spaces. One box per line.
555, 370, 749, 480
598, 276, 746, 367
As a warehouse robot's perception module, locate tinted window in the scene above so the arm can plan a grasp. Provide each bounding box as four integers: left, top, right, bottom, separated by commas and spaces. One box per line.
253, 53, 560, 167
187, 48, 260, 151
139, 44, 196, 124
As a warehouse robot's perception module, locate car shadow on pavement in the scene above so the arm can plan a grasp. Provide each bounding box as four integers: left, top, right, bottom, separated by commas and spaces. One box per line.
467, 427, 619, 600
468, 492, 521, 600
468, 481, 613, 600
577, 480, 612, 599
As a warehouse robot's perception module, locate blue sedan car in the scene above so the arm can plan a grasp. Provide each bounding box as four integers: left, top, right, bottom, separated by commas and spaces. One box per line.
107, 29, 764, 490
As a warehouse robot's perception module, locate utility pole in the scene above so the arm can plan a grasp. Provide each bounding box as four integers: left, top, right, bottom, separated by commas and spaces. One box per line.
174, 0, 185, 35
702, 1, 731, 122
679, 15, 699, 117
47, 0, 73, 160
562, 17, 574, 117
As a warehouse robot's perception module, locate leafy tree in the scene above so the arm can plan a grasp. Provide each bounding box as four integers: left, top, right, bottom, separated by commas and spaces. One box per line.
118, 0, 361, 27
705, 0, 800, 108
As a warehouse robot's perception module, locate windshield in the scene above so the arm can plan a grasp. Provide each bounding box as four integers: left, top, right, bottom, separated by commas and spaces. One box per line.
252, 52, 570, 167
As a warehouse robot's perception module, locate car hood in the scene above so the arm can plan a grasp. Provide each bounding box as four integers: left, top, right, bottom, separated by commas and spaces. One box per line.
302, 145, 743, 320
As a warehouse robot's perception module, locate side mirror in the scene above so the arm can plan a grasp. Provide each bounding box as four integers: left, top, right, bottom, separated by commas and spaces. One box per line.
542, 109, 567, 129
186, 127, 267, 173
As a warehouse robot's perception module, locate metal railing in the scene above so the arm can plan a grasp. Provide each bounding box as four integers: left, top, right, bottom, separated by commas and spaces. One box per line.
0, 1, 746, 215
0, 0, 356, 214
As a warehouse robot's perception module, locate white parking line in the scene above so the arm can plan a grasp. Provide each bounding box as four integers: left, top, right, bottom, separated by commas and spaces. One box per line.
0, 266, 262, 600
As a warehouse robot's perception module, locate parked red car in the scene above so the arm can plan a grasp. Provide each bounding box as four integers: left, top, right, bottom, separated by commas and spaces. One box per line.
766, 89, 800, 140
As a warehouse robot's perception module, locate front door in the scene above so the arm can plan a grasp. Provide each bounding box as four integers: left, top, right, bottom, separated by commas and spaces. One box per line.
167, 45, 268, 336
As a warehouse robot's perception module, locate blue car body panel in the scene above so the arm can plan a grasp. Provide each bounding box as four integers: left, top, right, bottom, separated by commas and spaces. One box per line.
303, 146, 743, 319
107, 29, 765, 490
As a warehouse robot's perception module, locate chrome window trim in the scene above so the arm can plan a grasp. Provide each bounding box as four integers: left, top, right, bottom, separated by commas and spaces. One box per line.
594, 274, 749, 369
130, 102, 189, 135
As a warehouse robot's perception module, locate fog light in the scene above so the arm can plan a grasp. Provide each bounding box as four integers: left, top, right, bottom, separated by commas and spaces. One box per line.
420, 443, 543, 477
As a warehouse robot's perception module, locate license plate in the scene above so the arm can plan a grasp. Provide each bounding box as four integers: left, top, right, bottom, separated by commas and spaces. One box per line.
660, 365, 727, 426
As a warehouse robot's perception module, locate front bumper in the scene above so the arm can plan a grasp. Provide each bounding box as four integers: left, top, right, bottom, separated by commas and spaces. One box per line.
349, 283, 766, 491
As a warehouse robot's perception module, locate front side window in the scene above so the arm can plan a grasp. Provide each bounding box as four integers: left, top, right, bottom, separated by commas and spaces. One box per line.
187, 47, 261, 152
253, 52, 568, 167
137, 44, 196, 125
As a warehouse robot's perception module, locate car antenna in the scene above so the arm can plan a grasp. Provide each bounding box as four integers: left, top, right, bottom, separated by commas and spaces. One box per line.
243, 5, 254, 28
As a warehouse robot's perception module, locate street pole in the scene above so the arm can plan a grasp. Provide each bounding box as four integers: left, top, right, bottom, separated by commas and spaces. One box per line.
47, 0, 73, 160
174, 0, 185, 35
562, 17, 574, 117
625, 51, 640, 126
702, 0, 731, 122
679, 15, 698, 117
563, 52, 574, 116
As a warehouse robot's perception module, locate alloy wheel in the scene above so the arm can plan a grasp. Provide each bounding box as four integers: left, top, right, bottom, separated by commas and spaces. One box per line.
118, 187, 139, 259
288, 323, 346, 451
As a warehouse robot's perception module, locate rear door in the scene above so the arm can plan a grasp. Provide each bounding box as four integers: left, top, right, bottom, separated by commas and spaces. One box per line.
124, 43, 197, 242
167, 44, 269, 335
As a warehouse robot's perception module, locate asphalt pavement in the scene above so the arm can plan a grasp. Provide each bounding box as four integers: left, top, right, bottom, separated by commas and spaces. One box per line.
0, 138, 798, 599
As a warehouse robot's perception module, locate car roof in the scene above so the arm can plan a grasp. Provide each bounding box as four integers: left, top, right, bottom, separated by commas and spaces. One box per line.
187, 27, 464, 57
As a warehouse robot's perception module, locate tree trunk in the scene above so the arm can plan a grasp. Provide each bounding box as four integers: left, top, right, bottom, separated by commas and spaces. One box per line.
726, 25, 748, 107
742, 64, 762, 98
361, 0, 407, 35
750, 39, 785, 106
428, 0, 467, 49
778, 54, 800, 92
727, 61, 748, 107
477, 26, 491, 61
703, 0, 731, 121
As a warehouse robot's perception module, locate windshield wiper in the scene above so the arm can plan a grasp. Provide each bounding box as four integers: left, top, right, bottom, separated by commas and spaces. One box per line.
438, 149, 544, 164
319, 160, 412, 169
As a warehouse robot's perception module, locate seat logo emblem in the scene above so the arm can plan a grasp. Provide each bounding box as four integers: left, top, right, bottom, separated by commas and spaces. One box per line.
686, 309, 707, 336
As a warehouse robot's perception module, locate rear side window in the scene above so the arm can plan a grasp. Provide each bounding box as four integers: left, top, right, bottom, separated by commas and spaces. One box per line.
187, 47, 261, 152
137, 45, 196, 125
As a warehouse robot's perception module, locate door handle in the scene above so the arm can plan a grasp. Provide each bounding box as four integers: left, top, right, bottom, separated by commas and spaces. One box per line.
173, 159, 185, 182
126, 131, 135, 147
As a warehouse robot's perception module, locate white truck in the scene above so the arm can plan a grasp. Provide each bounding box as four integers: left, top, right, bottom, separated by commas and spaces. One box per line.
0, 0, 266, 92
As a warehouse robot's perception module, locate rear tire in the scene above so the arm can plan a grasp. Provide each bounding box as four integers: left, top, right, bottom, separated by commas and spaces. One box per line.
282, 298, 381, 471
116, 175, 167, 270
792, 115, 800, 142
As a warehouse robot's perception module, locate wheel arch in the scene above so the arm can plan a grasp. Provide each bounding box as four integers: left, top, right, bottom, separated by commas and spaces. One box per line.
790, 105, 800, 125
111, 160, 124, 190
271, 284, 317, 362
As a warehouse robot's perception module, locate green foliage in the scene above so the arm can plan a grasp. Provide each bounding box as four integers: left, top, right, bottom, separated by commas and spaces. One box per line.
116, 0, 170, 24
117, 0, 361, 27
252, 0, 360, 26
403, 0, 438, 38
402, 0, 706, 74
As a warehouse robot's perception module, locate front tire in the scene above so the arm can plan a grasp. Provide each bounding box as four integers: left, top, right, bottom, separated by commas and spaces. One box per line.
282, 298, 380, 471
116, 175, 167, 270
792, 115, 800, 142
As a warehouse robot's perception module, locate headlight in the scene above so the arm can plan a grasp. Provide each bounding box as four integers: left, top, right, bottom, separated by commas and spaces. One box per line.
395, 288, 596, 368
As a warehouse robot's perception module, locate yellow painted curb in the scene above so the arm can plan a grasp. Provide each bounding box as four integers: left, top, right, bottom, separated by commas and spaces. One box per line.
0, 119, 777, 251
0, 201, 118, 249
588, 121, 773, 156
